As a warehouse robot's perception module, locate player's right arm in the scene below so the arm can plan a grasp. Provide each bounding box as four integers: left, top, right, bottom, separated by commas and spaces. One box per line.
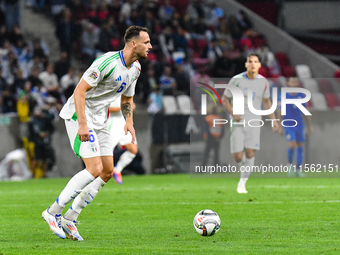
74, 78, 93, 142
222, 95, 242, 122
222, 76, 242, 122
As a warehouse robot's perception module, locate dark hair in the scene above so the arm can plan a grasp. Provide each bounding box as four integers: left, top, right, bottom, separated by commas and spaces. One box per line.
124, 26, 148, 43
247, 53, 261, 63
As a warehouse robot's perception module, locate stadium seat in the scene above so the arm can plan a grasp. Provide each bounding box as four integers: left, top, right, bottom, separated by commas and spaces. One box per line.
187, 40, 194, 49
311, 92, 328, 110
110, 39, 120, 50
295, 64, 312, 79
176, 95, 193, 115
147, 52, 157, 61
307, 99, 312, 108
195, 39, 208, 54
281, 65, 296, 78
162, 96, 179, 115
325, 93, 340, 108
301, 78, 319, 93
254, 37, 267, 48
317, 79, 334, 94
334, 69, 340, 78
258, 67, 269, 77
275, 52, 289, 66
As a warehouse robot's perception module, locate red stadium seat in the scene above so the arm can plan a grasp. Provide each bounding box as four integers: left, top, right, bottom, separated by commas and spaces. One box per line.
187, 40, 195, 49
240, 38, 253, 49
254, 37, 267, 48
275, 52, 290, 67
195, 39, 208, 52
258, 67, 269, 77
147, 52, 157, 61
307, 99, 312, 108
110, 39, 120, 50
281, 65, 296, 78
334, 69, 340, 78
318, 79, 333, 94
325, 93, 340, 108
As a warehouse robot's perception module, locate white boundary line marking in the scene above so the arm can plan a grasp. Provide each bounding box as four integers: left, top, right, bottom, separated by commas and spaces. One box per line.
2, 200, 340, 207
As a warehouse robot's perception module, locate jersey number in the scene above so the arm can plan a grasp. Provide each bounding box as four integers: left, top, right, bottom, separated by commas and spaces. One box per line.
117, 82, 127, 93
89, 130, 95, 142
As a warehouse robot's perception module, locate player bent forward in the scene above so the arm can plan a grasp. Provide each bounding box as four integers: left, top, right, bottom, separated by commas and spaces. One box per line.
222, 53, 279, 194
42, 26, 152, 240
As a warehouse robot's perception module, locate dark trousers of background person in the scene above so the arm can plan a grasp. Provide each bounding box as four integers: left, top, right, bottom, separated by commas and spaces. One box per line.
202, 136, 221, 166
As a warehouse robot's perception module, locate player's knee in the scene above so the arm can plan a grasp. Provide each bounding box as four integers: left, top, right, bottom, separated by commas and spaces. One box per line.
288, 141, 297, 149
245, 151, 254, 159
101, 166, 113, 181
233, 153, 243, 162
90, 161, 104, 177
128, 146, 138, 155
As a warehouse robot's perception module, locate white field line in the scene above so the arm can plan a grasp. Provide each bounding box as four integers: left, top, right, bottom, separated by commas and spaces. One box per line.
0, 185, 334, 194
2, 200, 340, 208
92, 200, 340, 206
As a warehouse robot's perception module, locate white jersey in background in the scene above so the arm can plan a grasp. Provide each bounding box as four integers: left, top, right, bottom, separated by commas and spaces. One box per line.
60, 50, 141, 129
108, 97, 137, 147
224, 72, 270, 121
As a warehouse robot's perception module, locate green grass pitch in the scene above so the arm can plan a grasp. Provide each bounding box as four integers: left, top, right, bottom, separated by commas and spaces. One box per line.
0, 174, 339, 254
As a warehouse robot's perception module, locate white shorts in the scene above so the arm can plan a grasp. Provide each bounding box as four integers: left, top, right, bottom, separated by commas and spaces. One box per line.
65, 119, 113, 158
108, 116, 137, 148
230, 124, 261, 153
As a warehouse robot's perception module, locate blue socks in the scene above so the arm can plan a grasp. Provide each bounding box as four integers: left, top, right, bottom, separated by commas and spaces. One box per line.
287, 148, 294, 164
296, 147, 304, 170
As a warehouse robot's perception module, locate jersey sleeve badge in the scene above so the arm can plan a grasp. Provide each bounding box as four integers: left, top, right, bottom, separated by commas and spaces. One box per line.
89, 71, 98, 80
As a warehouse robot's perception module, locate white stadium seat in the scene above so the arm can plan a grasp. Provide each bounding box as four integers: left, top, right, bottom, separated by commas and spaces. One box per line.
295, 64, 312, 79
311, 92, 328, 110
301, 78, 319, 93
176, 95, 193, 115
162, 96, 179, 115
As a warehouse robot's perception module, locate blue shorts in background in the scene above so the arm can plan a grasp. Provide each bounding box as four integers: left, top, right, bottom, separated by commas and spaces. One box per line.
284, 125, 305, 143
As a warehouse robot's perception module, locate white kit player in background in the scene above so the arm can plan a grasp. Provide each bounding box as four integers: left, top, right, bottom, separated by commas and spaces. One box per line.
108, 97, 138, 184
41, 26, 152, 240
222, 53, 279, 194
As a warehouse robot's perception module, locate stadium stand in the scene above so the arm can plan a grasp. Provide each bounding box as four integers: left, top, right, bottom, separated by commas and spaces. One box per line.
295, 64, 312, 79
325, 93, 340, 109
1, 0, 340, 175
311, 92, 328, 110
162, 96, 178, 115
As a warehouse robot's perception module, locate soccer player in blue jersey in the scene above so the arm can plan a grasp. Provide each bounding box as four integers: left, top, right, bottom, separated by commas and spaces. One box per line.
277, 77, 313, 177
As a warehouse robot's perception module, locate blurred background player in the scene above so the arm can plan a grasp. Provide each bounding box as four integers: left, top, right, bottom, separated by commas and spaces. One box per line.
277, 77, 313, 177
202, 105, 224, 166
108, 96, 138, 184
222, 53, 279, 194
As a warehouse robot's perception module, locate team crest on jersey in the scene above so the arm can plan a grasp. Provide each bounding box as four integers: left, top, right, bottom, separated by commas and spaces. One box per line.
89, 71, 98, 80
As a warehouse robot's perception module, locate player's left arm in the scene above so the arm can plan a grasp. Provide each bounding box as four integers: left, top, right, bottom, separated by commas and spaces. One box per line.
262, 97, 279, 132
121, 94, 136, 144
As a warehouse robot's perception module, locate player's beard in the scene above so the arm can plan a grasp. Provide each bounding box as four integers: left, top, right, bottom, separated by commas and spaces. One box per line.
138, 52, 148, 59
136, 48, 148, 59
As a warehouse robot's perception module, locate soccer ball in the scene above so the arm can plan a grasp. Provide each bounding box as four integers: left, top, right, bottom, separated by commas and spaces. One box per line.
193, 209, 221, 236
